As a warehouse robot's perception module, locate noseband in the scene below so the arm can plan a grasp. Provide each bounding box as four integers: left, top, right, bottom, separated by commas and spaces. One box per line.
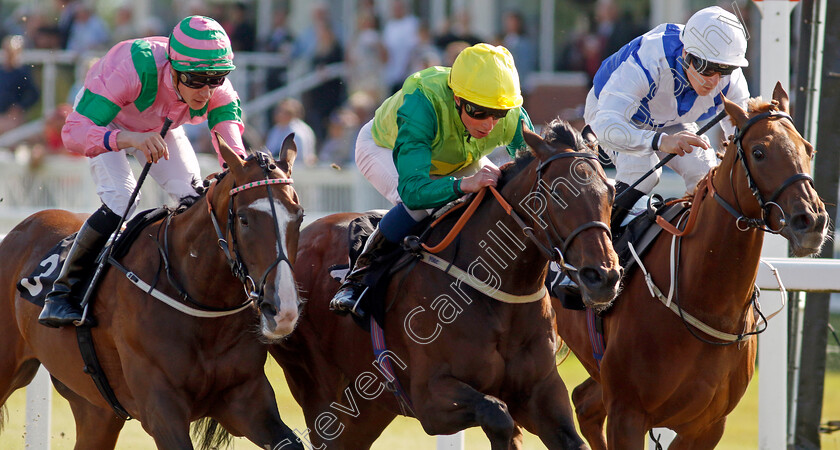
207, 152, 296, 309
715, 110, 814, 233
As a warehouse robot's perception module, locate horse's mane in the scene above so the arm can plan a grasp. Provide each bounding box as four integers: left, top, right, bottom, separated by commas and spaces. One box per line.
542, 117, 590, 154
171, 152, 275, 214
498, 118, 591, 187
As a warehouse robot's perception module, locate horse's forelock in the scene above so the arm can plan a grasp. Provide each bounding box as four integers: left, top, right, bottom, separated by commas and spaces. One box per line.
244, 151, 294, 180
542, 118, 590, 154
747, 97, 779, 115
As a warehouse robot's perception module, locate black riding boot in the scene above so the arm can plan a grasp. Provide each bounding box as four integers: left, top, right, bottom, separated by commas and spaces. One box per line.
611, 181, 646, 239
330, 228, 395, 318
38, 222, 111, 327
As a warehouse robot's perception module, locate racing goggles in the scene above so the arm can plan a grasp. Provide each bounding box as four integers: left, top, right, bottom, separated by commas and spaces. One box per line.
686, 53, 736, 77
461, 100, 509, 120
177, 71, 229, 89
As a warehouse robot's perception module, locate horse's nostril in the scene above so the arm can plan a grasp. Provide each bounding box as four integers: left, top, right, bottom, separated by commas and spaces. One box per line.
260, 302, 277, 317
790, 212, 813, 232
579, 267, 605, 287
607, 268, 622, 287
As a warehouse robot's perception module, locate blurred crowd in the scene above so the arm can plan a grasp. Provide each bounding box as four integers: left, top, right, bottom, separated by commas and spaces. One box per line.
556, 0, 648, 84
0, 0, 645, 170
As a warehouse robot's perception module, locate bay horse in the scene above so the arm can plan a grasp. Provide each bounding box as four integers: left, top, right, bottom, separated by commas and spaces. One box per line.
0, 135, 307, 449
271, 119, 622, 449
554, 82, 829, 449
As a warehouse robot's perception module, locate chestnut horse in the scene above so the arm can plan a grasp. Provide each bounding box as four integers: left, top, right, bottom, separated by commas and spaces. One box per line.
0, 136, 306, 449
271, 119, 622, 449
555, 83, 829, 449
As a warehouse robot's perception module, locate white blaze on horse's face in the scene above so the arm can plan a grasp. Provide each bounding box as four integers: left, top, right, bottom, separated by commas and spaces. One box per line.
250, 197, 300, 339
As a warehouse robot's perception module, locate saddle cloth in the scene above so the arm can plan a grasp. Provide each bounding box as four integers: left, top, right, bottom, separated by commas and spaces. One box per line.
16, 207, 169, 308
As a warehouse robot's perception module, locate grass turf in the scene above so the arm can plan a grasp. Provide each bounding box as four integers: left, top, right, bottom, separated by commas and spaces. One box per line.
1, 355, 839, 449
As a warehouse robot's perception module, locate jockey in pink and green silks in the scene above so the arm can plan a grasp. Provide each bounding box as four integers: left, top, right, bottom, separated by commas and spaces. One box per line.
39, 16, 248, 328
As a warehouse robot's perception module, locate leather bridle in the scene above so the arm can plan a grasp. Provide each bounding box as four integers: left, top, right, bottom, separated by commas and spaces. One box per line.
206, 152, 296, 310
713, 109, 813, 233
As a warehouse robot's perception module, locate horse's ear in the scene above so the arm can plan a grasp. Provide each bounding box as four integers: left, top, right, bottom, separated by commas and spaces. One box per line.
522, 124, 552, 159
581, 126, 600, 152
278, 133, 297, 176
214, 131, 245, 173
772, 81, 790, 113
723, 94, 749, 130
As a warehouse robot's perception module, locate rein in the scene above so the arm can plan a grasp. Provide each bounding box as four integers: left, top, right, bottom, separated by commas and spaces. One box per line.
104, 210, 252, 318
110, 159, 296, 319
421, 151, 610, 277
654, 170, 711, 236
206, 153, 295, 310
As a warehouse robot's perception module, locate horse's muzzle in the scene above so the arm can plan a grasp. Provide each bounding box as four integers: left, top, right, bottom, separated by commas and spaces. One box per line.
784, 207, 829, 257
259, 294, 300, 339
578, 265, 622, 307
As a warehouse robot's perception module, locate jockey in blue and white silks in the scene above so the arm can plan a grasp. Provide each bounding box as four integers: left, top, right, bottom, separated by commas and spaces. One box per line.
585, 6, 750, 197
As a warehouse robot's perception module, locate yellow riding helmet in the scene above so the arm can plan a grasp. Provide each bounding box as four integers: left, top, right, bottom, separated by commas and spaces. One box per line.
449, 43, 523, 110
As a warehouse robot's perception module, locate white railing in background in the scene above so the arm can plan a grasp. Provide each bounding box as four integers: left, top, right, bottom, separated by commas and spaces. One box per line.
0, 153, 389, 236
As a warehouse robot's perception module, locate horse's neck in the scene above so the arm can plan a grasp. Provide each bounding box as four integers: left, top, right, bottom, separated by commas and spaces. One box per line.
677, 158, 764, 319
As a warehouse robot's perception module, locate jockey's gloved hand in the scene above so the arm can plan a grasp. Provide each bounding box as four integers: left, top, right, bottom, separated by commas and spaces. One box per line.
658, 131, 709, 156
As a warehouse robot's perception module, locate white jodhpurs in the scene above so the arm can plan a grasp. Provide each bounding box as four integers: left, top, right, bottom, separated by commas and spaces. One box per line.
88, 125, 201, 217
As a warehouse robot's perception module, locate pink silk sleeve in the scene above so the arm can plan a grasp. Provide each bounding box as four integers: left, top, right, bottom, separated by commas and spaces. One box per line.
210, 120, 247, 166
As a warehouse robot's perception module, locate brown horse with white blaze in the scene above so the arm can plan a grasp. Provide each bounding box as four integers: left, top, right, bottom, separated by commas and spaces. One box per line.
0, 135, 306, 449
272, 119, 622, 449
554, 83, 829, 449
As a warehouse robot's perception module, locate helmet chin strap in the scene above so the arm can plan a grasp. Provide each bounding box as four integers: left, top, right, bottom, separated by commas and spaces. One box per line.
454, 97, 472, 142
170, 69, 186, 103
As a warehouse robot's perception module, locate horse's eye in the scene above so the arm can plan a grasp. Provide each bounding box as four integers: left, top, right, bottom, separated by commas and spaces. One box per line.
752, 148, 765, 161
237, 213, 249, 227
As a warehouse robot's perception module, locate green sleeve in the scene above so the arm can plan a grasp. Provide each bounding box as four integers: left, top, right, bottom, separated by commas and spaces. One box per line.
393, 90, 461, 210
506, 107, 535, 158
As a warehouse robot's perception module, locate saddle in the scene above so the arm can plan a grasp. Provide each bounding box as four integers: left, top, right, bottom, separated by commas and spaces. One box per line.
330, 198, 474, 331
549, 196, 687, 311
17, 206, 170, 309
329, 212, 416, 331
